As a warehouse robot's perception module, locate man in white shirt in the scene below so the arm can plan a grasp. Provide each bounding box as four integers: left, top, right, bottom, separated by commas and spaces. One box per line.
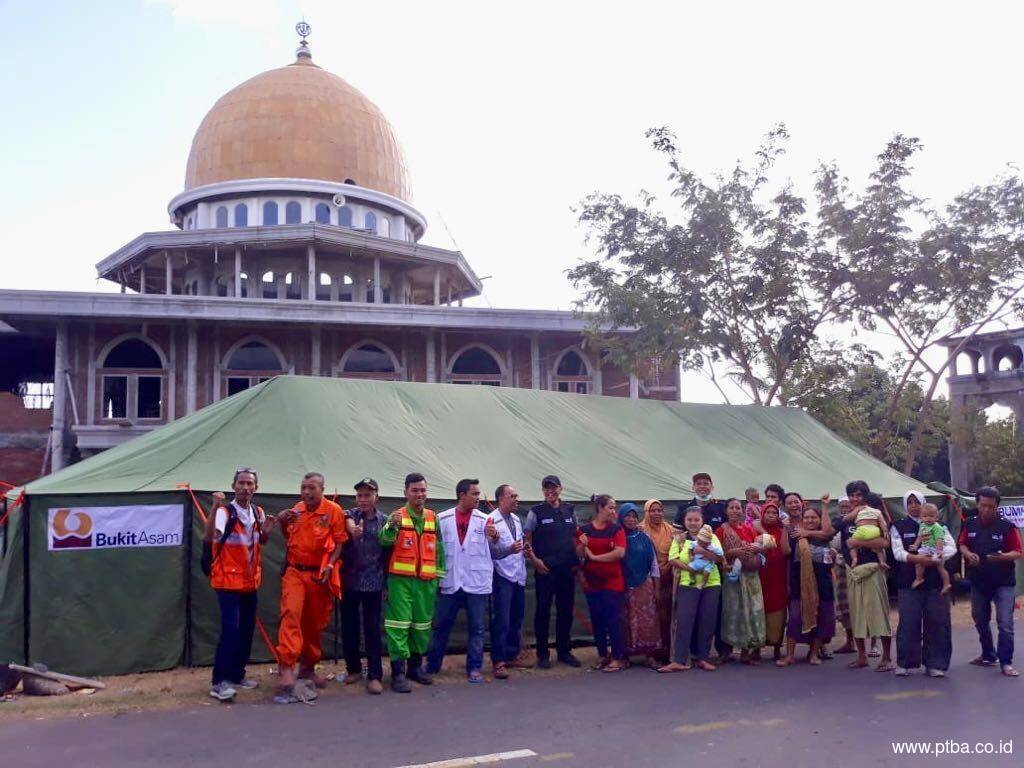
424, 478, 502, 683
488, 484, 527, 679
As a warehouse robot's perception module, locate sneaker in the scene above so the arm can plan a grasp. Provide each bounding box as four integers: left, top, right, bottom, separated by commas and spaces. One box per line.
536, 656, 552, 669
467, 670, 484, 684
366, 679, 383, 695
209, 681, 237, 701
894, 667, 910, 677
234, 678, 259, 690
927, 668, 946, 678
558, 653, 582, 668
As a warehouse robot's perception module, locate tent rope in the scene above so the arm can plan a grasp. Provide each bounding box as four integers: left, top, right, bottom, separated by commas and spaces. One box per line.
0, 481, 24, 528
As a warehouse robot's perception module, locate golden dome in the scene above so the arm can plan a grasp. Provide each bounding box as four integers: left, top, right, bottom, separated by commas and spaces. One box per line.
184, 57, 411, 201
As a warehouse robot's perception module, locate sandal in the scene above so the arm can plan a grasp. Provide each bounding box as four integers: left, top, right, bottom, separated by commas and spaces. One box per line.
1001, 665, 1020, 678
970, 656, 997, 667
696, 660, 717, 672
656, 662, 690, 673
847, 659, 869, 669
602, 663, 624, 673
875, 662, 895, 673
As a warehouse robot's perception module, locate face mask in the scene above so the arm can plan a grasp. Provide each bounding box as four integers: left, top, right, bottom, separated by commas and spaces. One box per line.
695, 493, 713, 503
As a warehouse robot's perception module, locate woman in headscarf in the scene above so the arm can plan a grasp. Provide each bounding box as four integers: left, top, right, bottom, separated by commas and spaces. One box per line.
716, 498, 767, 663
618, 503, 662, 666
756, 502, 790, 661
778, 505, 836, 666
640, 499, 674, 664
843, 492, 894, 671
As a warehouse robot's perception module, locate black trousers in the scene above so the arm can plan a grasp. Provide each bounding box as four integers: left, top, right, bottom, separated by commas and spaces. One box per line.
341, 588, 384, 680
533, 565, 576, 659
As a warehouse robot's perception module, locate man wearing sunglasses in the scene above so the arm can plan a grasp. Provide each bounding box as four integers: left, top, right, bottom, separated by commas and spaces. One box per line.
488, 484, 527, 679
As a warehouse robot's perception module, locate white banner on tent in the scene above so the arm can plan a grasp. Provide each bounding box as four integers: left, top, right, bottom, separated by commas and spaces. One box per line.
47, 504, 182, 551
999, 505, 1024, 529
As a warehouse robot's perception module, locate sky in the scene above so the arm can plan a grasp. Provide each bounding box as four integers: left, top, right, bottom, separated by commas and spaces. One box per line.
1, 0, 1021, 404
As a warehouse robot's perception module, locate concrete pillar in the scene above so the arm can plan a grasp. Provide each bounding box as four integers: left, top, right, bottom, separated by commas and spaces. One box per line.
306, 245, 316, 300
593, 351, 603, 395
433, 267, 441, 306
355, 269, 368, 302
329, 272, 340, 302
234, 248, 242, 298
86, 323, 96, 425
629, 372, 640, 399
530, 334, 540, 390
165, 251, 173, 295
186, 321, 198, 414
426, 331, 436, 383
506, 337, 514, 388
167, 326, 176, 422
373, 257, 383, 303
139, 265, 147, 295
212, 328, 221, 403
51, 321, 69, 472
311, 326, 322, 376
440, 333, 448, 382
276, 272, 287, 300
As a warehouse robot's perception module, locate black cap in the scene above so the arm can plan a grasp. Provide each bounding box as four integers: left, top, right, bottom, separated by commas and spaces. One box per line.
541, 475, 561, 488
354, 477, 379, 492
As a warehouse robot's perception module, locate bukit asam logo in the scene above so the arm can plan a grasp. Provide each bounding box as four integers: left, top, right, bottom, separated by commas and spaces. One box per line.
51, 508, 94, 549
47, 504, 183, 552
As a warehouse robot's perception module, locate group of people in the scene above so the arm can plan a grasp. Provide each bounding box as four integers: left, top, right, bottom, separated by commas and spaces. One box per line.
203, 468, 1022, 704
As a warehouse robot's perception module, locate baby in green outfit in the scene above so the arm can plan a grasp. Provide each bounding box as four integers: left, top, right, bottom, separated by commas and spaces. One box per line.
909, 503, 951, 594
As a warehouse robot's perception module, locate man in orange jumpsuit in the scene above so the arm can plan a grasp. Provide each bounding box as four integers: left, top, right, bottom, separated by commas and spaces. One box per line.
274, 472, 348, 703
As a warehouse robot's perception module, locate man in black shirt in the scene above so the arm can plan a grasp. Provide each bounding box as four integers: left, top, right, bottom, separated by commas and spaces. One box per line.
525, 475, 582, 668
675, 472, 728, 530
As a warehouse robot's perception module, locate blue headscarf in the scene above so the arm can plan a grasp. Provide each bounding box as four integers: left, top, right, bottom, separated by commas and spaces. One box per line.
618, 503, 655, 589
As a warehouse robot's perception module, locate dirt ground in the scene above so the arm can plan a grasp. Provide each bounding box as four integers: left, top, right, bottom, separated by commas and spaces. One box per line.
0, 598, 1006, 720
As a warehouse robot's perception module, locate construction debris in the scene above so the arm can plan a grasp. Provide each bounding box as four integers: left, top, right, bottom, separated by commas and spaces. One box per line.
8, 663, 106, 695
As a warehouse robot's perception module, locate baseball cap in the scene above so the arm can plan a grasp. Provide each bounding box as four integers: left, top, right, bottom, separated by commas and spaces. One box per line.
541, 475, 561, 488
354, 477, 379, 491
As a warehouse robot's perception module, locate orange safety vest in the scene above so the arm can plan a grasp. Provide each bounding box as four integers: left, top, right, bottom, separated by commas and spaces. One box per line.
387, 507, 438, 580
210, 504, 264, 592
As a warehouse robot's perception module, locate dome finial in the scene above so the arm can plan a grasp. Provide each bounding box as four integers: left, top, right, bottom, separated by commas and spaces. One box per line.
295, 20, 312, 61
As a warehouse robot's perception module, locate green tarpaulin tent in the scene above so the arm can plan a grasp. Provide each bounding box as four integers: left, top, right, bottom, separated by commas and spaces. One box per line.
1, 375, 937, 675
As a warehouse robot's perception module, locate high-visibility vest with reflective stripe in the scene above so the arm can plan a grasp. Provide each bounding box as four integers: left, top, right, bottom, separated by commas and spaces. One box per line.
210, 505, 263, 592
387, 507, 438, 580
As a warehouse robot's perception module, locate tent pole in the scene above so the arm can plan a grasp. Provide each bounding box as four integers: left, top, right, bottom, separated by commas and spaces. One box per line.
22, 497, 30, 665
183, 494, 193, 668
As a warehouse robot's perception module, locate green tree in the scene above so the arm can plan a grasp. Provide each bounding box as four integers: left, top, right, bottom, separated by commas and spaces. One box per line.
569, 125, 850, 405
815, 143, 1024, 473
968, 417, 1024, 496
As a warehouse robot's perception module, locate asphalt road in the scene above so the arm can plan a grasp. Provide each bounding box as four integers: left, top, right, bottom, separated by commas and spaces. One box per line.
2, 622, 1019, 768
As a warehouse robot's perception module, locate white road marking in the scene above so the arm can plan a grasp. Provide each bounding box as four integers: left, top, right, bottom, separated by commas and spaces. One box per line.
395, 749, 538, 768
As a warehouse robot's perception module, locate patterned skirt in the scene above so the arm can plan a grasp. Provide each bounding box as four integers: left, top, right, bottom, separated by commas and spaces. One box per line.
624, 579, 662, 656
721, 571, 767, 650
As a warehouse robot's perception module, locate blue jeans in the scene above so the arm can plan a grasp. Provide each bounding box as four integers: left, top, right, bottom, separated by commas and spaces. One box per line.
490, 575, 525, 664
426, 589, 488, 674
585, 590, 625, 660
971, 584, 1015, 666
896, 588, 952, 671
213, 589, 258, 685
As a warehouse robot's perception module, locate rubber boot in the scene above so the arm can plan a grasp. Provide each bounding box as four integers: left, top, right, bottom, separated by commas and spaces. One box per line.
408, 654, 434, 685
390, 660, 412, 694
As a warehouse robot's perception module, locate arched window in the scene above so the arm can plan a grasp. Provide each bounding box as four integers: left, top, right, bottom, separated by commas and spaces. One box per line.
223, 339, 286, 397
285, 201, 302, 224
234, 203, 248, 227
993, 345, 1023, 373
339, 342, 400, 381
379, 217, 391, 237
339, 206, 353, 227
364, 211, 377, 232
215, 206, 228, 228
315, 203, 331, 224
553, 349, 592, 394
263, 201, 279, 226
99, 337, 166, 421
449, 345, 503, 386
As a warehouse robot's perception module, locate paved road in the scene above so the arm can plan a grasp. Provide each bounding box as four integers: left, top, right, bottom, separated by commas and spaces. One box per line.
2, 623, 1019, 768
